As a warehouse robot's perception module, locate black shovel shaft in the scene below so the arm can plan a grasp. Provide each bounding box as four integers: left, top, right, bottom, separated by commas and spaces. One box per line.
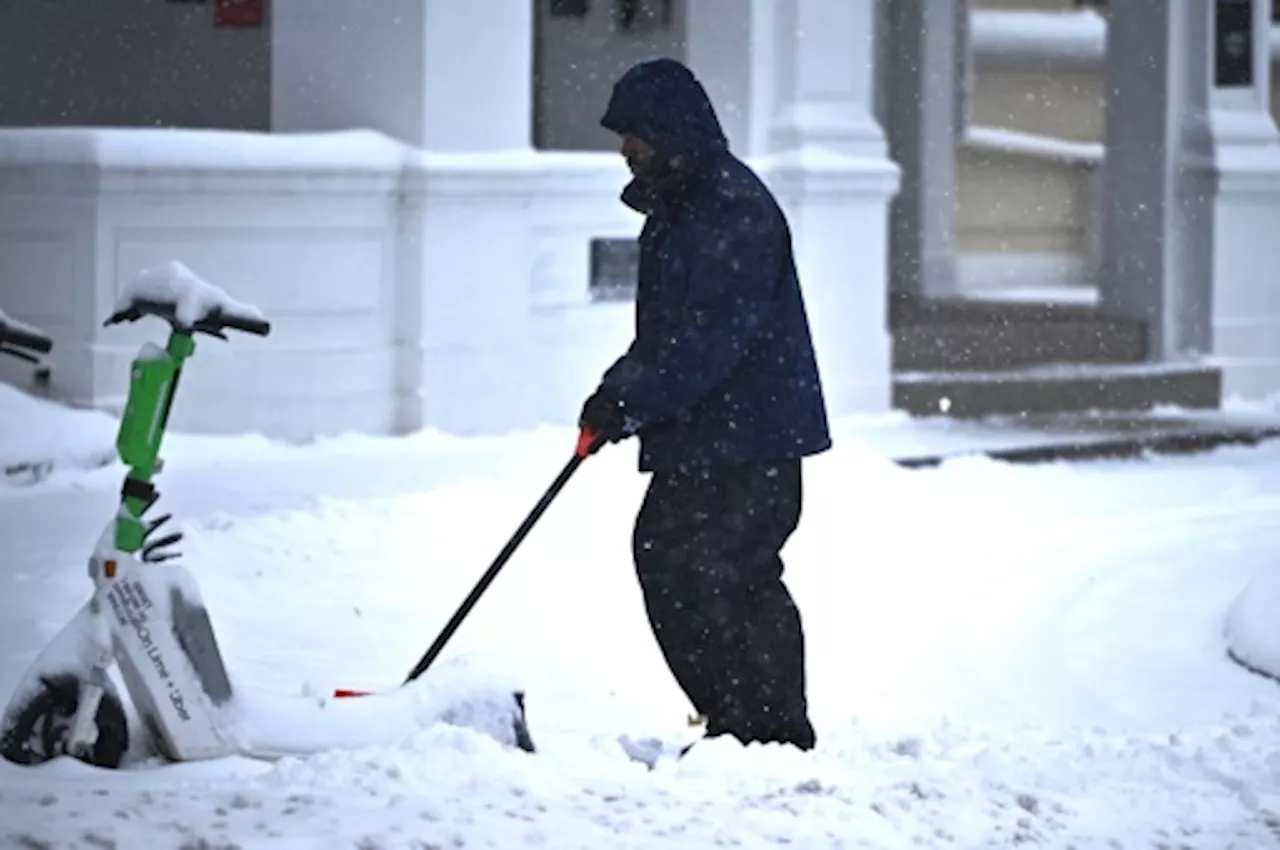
403, 429, 603, 684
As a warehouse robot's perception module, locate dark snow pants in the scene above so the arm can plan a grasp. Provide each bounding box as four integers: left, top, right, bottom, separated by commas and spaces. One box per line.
632, 458, 815, 750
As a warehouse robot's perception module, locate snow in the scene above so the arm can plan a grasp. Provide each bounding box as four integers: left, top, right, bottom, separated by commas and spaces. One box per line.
965, 285, 1099, 306
223, 656, 530, 760
964, 125, 1104, 166
0, 307, 50, 346
753, 146, 901, 176
0, 384, 118, 481
119, 260, 266, 329
894, 358, 1213, 385
0, 127, 411, 171
3, 403, 1280, 846
1225, 566, 1280, 682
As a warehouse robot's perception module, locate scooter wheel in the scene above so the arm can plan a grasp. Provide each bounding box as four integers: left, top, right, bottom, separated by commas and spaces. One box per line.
0, 674, 129, 769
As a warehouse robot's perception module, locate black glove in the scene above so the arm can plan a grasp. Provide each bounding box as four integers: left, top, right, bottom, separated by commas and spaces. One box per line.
578, 386, 631, 451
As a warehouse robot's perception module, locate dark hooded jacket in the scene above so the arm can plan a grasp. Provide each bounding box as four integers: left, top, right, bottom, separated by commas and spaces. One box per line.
597, 58, 831, 472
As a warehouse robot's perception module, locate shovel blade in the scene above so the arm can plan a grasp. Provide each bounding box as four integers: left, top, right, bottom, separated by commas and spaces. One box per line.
332, 684, 535, 753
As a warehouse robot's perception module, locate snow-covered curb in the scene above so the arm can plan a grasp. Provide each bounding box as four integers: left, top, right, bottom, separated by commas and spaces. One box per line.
0, 384, 118, 485
1224, 567, 1280, 680
0, 307, 50, 345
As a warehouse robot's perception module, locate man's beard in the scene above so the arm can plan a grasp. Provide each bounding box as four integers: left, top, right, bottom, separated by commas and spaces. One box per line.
628, 153, 671, 184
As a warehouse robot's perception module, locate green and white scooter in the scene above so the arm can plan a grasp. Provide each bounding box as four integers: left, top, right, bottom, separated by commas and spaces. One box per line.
0, 269, 271, 768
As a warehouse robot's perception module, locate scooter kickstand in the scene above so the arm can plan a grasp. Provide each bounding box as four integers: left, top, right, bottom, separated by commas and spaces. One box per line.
67, 617, 114, 760
66, 670, 109, 759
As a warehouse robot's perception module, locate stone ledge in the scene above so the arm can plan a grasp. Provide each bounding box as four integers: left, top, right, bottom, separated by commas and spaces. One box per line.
886, 411, 1280, 468
0, 127, 411, 196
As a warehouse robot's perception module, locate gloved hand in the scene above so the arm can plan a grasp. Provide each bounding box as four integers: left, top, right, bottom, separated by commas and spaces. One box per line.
578, 386, 633, 451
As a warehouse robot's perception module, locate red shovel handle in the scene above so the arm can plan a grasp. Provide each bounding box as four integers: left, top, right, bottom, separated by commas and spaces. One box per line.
576, 427, 604, 458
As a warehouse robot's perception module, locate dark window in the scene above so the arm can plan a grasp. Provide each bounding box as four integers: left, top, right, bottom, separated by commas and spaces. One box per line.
616, 0, 673, 31
550, 0, 589, 17
588, 238, 638, 301
1216, 0, 1255, 87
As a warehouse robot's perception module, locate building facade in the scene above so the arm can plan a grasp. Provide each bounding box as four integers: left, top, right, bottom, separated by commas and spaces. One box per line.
0, 0, 1277, 439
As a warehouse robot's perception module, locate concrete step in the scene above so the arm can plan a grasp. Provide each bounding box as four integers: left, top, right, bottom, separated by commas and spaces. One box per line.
889, 293, 1148, 371
893, 317, 1146, 371
892, 361, 1221, 419
889, 292, 1105, 326
886, 412, 1280, 468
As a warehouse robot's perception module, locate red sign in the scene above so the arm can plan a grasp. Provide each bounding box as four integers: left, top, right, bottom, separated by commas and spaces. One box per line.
214, 0, 263, 28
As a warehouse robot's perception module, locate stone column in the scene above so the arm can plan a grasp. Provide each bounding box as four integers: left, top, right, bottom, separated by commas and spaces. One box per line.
883, 0, 961, 299
419, 1, 534, 152
272, 0, 539, 435
270, 0, 423, 143
270, 0, 533, 152
757, 0, 901, 415
1204, 0, 1280, 400
1099, 0, 1280, 402
684, 0, 757, 156
1097, 0, 1215, 360
765, 0, 885, 159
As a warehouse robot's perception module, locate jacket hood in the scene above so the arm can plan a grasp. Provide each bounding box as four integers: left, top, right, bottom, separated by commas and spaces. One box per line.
600, 58, 728, 164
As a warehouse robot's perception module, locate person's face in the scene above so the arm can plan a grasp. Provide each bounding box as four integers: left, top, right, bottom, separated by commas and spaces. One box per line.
620, 133, 664, 182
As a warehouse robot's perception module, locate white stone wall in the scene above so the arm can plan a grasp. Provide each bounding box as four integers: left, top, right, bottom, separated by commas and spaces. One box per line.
0, 124, 898, 440
0, 128, 405, 441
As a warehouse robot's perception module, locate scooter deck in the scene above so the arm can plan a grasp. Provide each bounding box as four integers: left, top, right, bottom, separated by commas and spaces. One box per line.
105, 562, 241, 762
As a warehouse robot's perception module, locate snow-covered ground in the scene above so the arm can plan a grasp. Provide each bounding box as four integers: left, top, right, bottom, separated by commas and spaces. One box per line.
4, 395, 1280, 848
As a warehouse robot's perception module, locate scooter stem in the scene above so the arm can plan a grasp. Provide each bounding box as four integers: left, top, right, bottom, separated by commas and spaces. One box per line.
113, 330, 197, 553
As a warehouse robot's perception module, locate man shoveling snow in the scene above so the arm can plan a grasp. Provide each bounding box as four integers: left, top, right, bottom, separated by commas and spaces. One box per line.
579, 58, 832, 756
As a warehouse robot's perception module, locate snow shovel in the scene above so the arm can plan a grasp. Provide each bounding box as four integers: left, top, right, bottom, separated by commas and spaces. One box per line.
334, 426, 607, 751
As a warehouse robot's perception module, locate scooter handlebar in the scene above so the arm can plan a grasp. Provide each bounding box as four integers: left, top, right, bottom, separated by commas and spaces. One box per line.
105, 297, 271, 339
0, 318, 53, 358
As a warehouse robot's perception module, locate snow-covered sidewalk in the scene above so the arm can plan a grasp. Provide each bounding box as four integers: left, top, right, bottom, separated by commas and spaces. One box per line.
4, 408, 1280, 847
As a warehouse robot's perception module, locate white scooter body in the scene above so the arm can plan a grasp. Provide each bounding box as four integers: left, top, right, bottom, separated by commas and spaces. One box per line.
0, 516, 242, 764
98, 529, 242, 762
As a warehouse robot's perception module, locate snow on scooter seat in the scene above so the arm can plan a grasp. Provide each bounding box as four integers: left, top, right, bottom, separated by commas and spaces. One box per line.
120, 259, 266, 329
